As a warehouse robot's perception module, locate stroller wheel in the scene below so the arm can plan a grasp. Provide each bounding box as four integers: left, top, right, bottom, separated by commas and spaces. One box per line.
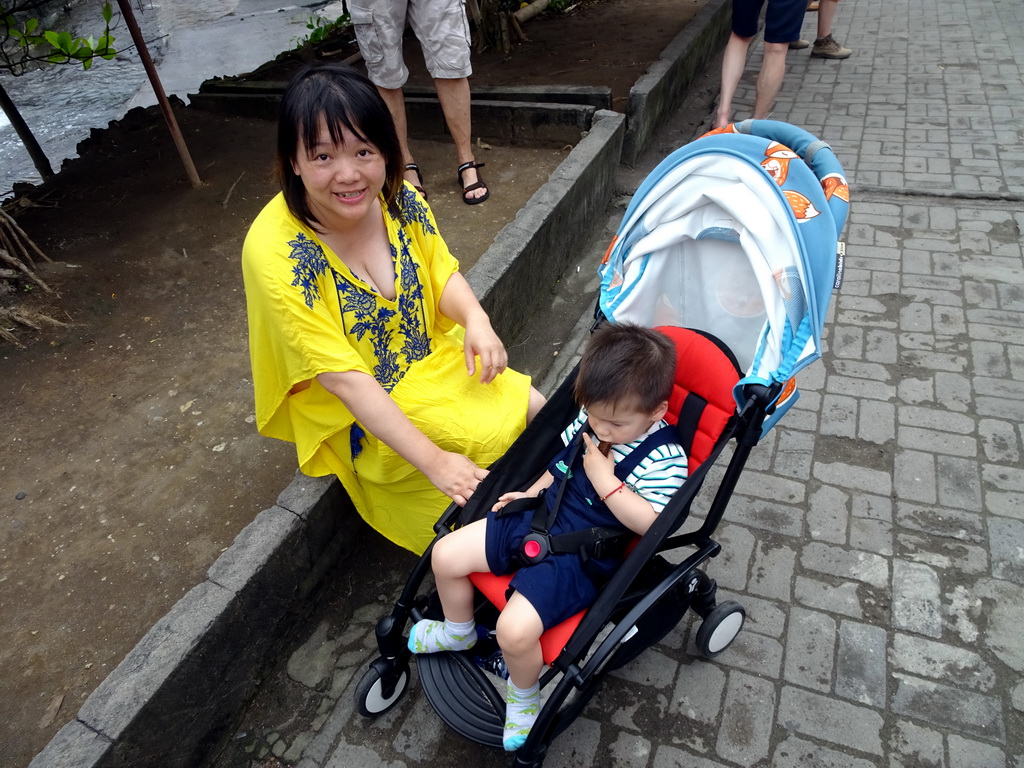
695, 601, 745, 657
355, 662, 410, 717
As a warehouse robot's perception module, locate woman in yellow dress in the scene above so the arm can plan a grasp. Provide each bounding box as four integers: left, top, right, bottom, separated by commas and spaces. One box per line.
242, 64, 544, 554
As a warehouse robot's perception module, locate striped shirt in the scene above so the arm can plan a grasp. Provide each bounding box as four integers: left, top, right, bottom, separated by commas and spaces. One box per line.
560, 407, 688, 513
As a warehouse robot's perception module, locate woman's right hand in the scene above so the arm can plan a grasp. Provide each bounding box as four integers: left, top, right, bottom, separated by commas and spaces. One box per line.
426, 450, 489, 507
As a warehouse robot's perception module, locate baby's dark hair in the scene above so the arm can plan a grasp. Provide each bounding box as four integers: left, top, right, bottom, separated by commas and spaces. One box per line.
573, 323, 677, 413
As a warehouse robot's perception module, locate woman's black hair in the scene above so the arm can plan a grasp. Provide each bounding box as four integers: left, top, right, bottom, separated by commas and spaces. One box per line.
276, 63, 404, 230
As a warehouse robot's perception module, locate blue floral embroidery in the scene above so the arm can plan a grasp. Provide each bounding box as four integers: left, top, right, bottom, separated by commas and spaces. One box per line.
395, 231, 431, 364
324, 209, 436, 462
287, 233, 329, 308
399, 186, 437, 235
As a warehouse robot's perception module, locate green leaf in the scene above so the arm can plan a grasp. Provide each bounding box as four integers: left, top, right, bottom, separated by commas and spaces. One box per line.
57, 30, 73, 49
25, 17, 39, 34
83, 57, 93, 70
102, 2, 113, 24
44, 30, 60, 46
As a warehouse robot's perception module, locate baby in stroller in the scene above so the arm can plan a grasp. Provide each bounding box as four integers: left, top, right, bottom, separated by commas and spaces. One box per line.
408, 322, 688, 750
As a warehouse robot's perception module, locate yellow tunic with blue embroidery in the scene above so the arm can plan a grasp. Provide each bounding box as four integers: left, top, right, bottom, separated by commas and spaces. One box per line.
242, 186, 531, 554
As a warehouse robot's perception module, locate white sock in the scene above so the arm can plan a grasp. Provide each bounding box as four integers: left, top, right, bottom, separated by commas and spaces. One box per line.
407, 618, 476, 654
503, 680, 540, 751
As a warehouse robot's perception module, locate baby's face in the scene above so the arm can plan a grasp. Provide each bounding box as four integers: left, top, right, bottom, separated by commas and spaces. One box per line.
586, 400, 665, 446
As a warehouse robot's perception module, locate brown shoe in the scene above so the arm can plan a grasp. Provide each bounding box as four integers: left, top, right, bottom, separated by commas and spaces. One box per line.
789, 39, 810, 50
807, 1, 819, 10
811, 34, 852, 59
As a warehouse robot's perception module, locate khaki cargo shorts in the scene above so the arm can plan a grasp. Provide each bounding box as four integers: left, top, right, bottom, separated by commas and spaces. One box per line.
350, 0, 472, 89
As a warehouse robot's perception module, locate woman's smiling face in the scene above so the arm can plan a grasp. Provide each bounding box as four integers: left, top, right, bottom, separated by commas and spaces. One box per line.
291, 117, 387, 231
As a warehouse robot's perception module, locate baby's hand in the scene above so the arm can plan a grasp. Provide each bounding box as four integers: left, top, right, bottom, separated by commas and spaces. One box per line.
581, 433, 616, 480
492, 491, 530, 513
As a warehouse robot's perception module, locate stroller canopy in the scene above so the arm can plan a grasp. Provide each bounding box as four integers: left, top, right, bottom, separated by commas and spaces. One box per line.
599, 120, 849, 409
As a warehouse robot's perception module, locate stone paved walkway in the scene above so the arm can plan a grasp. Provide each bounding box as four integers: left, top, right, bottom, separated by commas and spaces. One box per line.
218, 0, 1024, 765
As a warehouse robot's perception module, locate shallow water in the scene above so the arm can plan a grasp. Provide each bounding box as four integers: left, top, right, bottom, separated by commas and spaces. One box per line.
0, 0, 315, 197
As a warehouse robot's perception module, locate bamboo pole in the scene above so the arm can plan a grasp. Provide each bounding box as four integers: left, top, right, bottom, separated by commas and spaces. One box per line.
513, 0, 552, 24
115, 0, 203, 189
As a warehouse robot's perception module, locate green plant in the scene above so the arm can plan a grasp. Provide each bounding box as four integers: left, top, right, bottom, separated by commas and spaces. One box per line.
1, 1, 117, 73
297, 12, 350, 48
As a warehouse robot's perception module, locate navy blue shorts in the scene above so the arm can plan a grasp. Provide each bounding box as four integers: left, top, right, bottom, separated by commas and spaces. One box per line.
732, 0, 807, 43
485, 512, 615, 630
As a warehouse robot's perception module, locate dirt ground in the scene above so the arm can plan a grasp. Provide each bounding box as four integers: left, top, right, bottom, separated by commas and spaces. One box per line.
0, 1, 706, 764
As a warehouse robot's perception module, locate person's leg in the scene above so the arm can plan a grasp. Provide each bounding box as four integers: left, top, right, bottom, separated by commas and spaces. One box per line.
408, 0, 486, 201
753, 41, 791, 119
408, 519, 491, 653
816, 0, 837, 37
715, 32, 754, 128
375, 86, 423, 190
813, 0, 852, 58
433, 77, 486, 201
496, 592, 545, 750
350, 0, 424, 190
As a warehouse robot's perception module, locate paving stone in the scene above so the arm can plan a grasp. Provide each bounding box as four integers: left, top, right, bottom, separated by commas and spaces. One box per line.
777, 686, 883, 755
716, 672, 776, 767
895, 448, 939, 505
835, 620, 887, 708
608, 730, 652, 767
771, 735, 878, 768
814, 462, 893, 497
801, 542, 889, 588
948, 735, 1007, 768
747, 541, 796, 602
889, 719, 945, 768
736, 595, 785, 639
895, 501, 987, 544
612, 647, 679, 689
671, 660, 726, 724
714, 629, 783, 679
891, 673, 1005, 743
937, 456, 983, 512
891, 633, 996, 692
794, 576, 863, 620
772, 429, 815, 480
898, 376, 935, 406
820, 394, 857, 438
543, 716, 601, 767
892, 560, 943, 638
392, 695, 444, 763
710, 523, 755, 591
858, 399, 895, 445
727, 497, 805, 539
899, 404, 976, 434
988, 517, 1024, 585
851, 493, 892, 522
807, 485, 849, 545
783, 607, 835, 692
978, 421, 1019, 462
896, 532, 989, 577
734, 471, 807, 506
653, 745, 729, 768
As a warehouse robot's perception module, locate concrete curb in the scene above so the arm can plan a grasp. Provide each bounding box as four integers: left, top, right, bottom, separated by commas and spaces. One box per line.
190, 84, 612, 148
30, 6, 726, 766
622, 0, 730, 165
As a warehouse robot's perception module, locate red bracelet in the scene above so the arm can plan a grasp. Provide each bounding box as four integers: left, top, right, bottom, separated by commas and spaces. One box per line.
600, 481, 626, 501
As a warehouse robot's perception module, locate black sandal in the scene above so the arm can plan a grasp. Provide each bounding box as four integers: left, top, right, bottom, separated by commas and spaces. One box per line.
457, 161, 489, 205
404, 163, 427, 200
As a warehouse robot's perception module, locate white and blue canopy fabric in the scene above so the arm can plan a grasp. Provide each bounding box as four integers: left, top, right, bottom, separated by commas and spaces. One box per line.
598, 120, 849, 431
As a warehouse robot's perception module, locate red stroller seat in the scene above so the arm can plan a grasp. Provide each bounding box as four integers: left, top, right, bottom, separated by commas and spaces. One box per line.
468, 325, 741, 664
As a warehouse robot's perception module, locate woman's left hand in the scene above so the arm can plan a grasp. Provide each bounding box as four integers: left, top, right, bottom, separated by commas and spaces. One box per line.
463, 318, 508, 384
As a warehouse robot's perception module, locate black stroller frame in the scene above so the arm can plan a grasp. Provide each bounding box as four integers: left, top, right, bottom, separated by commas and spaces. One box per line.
355, 331, 783, 768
